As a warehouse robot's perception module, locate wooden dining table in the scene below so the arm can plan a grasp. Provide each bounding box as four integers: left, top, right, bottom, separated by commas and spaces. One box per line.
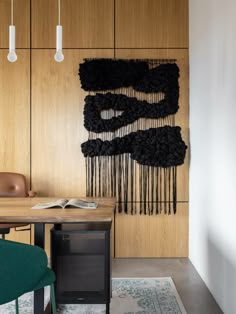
0, 197, 115, 314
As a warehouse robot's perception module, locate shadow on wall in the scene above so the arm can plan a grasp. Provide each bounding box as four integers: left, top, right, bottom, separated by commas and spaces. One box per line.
207, 232, 236, 314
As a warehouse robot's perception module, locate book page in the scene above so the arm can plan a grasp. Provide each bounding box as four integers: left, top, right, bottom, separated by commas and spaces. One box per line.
32, 199, 68, 209
65, 198, 98, 209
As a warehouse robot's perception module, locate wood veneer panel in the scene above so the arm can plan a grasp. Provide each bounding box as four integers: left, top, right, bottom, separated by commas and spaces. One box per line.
0, 197, 115, 222
31, 0, 114, 48
115, 203, 188, 257
114, 49, 188, 257
0, 49, 30, 244
5, 228, 31, 245
116, 0, 188, 48
0, 0, 30, 48
0, 50, 30, 182
31, 49, 114, 196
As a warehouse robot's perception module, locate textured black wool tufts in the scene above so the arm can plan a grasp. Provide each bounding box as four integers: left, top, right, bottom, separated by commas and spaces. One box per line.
133, 63, 180, 93
81, 126, 187, 167
79, 59, 149, 91
84, 92, 179, 132
79, 59, 179, 92
79, 58, 186, 214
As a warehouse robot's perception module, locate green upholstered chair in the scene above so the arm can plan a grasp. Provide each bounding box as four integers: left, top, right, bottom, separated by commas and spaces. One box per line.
0, 239, 56, 314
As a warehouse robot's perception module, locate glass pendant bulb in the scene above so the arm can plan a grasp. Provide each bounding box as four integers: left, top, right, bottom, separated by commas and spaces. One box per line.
7, 50, 17, 62
54, 49, 64, 62
7, 25, 17, 62
54, 25, 64, 62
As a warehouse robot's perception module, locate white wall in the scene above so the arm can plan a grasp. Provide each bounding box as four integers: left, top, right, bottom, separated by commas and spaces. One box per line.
189, 0, 236, 312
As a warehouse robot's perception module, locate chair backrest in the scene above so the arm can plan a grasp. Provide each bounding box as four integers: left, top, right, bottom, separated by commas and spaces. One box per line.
0, 172, 27, 197
0, 239, 56, 306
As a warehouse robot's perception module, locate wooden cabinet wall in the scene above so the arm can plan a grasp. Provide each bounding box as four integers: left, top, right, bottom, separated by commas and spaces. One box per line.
31, 0, 114, 48
0, 0, 189, 257
0, 49, 31, 243
0, 0, 30, 48
116, 0, 188, 48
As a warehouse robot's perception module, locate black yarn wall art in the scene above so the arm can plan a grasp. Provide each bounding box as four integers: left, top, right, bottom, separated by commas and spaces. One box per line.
79, 59, 187, 215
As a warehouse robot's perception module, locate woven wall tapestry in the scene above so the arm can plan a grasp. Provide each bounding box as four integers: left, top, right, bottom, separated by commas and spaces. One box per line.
79, 59, 187, 214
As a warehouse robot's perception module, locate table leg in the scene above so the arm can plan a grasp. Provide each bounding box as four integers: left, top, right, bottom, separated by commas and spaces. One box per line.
34, 223, 45, 248
34, 223, 45, 314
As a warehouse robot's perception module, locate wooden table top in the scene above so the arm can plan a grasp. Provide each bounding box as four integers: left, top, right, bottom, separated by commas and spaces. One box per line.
0, 197, 116, 223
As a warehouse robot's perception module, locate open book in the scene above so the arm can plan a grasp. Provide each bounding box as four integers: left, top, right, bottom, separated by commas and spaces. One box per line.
32, 199, 98, 210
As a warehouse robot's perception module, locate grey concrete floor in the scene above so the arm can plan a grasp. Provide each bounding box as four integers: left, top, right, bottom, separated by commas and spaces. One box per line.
112, 258, 223, 314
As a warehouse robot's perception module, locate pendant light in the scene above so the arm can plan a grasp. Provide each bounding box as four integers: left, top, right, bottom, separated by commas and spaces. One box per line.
7, 0, 17, 62
54, 0, 64, 62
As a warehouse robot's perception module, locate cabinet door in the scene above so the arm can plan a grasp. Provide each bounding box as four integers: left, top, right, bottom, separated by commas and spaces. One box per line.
116, 0, 188, 48
32, 0, 114, 48
114, 49, 189, 258
0, 50, 31, 245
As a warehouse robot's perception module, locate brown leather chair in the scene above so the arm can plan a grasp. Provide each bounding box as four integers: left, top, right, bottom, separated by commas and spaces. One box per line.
0, 172, 35, 239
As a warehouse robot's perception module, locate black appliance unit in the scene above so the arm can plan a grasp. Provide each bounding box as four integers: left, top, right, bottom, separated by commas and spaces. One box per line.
51, 222, 111, 314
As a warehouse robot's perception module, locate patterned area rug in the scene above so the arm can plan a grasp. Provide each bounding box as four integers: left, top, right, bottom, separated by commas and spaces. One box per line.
0, 277, 186, 314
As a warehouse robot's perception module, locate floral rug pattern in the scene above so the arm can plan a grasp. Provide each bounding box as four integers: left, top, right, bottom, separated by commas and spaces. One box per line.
0, 277, 186, 314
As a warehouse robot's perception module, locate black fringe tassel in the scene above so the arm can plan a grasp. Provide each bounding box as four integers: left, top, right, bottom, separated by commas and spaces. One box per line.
84, 59, 179, 215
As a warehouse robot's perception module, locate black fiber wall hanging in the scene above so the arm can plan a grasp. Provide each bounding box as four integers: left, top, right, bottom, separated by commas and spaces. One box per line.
79, 59, 187, 214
